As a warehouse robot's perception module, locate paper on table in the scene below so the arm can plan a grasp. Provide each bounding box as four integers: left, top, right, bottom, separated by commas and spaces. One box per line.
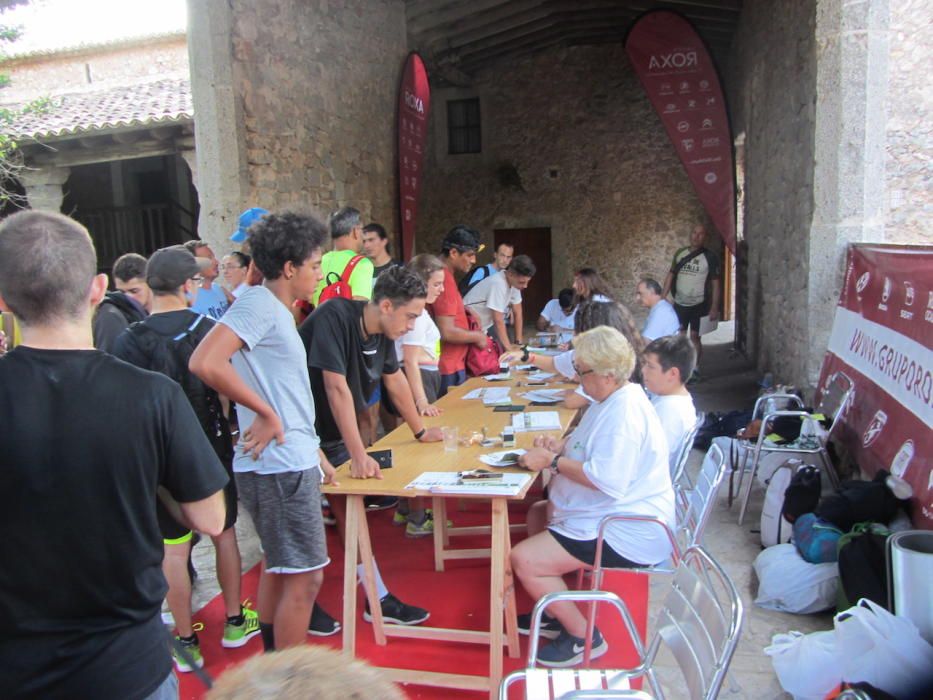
462, 386, 511, 405
406, 471, 531, 496
527, 371, 555, 381
484, 372, 511, 381
479, 448, 527, 467
522, 389, 563, 404
512, 411, 562, 432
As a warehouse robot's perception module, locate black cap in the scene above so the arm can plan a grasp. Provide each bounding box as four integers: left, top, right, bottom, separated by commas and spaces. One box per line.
441, 225, 485, 255
146, 245, 211, 292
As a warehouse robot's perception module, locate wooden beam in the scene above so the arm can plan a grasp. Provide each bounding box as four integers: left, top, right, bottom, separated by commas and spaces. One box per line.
23, 137, 183, 168
415, 0, 546, 49
407, 0, 516, 35
458, 27, 618, 72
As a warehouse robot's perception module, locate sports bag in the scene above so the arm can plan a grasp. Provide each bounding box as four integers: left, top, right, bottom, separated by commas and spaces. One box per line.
760, 458, 805, 547
782, 465, 821, 524
464, 315, 501, 377
318, 254, 365, 304
793, 513, 844, 564
816, 470, 902, 532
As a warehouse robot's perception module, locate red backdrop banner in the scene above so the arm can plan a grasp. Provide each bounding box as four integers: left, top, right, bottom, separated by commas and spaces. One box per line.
817, 244, 933, 529
625, 11, 736, 253
397, 52, 431, 261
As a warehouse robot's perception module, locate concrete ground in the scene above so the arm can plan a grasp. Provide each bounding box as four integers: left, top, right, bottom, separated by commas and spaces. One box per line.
182, 321, 831, 697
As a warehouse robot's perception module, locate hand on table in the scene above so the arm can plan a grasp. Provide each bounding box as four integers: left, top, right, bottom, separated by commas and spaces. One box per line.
498, 349, 522, 365
532, 435, 564, 452
416, 399, 443, 417
241, 410, 285, 460
417, 426, 444, 443
519, 447, 556, 472
350, 453, 382, 479
321, 456, 340, 487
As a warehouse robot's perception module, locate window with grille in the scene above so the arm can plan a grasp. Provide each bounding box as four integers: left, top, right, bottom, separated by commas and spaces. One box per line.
447, 98, 481, 154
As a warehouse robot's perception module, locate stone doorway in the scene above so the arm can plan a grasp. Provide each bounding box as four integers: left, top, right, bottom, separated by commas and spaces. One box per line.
494, 227, 552, 327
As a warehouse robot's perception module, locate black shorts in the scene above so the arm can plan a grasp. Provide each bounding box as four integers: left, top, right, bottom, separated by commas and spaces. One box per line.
159, 463, 238, 543
548, 528, 645, 568
673, 301, 710, 334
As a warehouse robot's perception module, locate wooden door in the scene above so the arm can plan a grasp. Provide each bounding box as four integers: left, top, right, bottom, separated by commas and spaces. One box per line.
493, 227, 552, 332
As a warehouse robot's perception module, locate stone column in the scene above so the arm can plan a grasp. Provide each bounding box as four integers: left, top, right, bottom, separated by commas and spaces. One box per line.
808, 0, 889, 388
187, 0, 248, 253
20, 166, 70, 212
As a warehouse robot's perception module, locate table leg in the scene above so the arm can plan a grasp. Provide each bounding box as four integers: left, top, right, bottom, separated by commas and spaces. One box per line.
355, 497, 386, 645
341, 495, 362, 658
489, 498, 508, 696
503, 510, 520, 659
432, 496, 446, 572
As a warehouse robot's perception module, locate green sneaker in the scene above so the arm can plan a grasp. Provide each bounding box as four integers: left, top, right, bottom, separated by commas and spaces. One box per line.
405, 510, 453, 538
222, 604, 261, 648
392, 509, 408, 526
173, 626, 204, 673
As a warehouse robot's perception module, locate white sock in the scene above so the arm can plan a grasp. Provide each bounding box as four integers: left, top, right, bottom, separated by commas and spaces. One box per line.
358, 560, 390, 600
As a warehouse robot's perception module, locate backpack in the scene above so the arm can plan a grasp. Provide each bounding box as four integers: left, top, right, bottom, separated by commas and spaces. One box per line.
694, 409, 753, 451
123, 314, 232, 462
319, 254, 365, 304
836, 522, 891, 611
464, 314, 502, 377
458, 264, 490, 297
816, 470, 902, 532
782, 465, 822, 524
793, 513, 844, 563
760, 458, 812, 547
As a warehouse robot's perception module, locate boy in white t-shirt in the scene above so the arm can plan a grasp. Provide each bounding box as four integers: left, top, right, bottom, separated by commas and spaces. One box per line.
640, 334, 698, 466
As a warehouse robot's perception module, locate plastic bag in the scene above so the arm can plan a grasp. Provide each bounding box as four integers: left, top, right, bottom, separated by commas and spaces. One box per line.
754, 544, 839, 613
835, 599, 933, 698
764, 630, 841, 700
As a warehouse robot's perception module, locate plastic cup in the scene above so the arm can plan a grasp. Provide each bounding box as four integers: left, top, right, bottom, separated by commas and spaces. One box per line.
442, 426, 459, 452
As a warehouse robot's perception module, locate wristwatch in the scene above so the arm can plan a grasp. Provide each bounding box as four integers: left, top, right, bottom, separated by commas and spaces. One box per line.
548, 453, 560, 475
521, 346, 530, 362
414, 428, 426, 440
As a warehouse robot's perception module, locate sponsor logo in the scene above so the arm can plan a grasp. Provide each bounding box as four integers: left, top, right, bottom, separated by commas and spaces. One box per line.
699, 79, 710, 90
862, 410, 887, 447
878, 277, 891, 311
706, 96, 716, 106
891, 439, 915, 478
659, 82, 673, 94
677, 121, 690, 133
679, 80, 690, 92
701, 117, 713, 130
404, 90, 425, 114
649, 51, 698, 70
702, 137, 720, 148
682, 138, 695, 152
663, 102, 678, 113
704, 172, 717, 184
686, 99, 697, 109
856, 271, 870, 297
405, 209, 412, 221
904, 282, 914, 306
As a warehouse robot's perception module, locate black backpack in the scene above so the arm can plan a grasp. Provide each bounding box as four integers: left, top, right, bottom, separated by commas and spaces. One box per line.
458, 264, 490, 297
816, 470, 901, 531
781, 465, 821, 524
694, 410, 753, 451
123, 314, 233, 463
837, 522, 891, 610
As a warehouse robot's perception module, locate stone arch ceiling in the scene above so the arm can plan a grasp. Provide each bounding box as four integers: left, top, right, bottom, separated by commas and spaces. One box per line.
406, 0, 741, 83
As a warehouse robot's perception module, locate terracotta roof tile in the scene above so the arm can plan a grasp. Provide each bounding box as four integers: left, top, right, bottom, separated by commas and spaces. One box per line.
5, 77, 192, 141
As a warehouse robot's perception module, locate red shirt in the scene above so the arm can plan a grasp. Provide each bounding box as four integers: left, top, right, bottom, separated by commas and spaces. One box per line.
429, 266, 470, 375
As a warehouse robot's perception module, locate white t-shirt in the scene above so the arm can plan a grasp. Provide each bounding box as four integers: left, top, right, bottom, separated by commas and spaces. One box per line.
231, 282, 250, 299
463, 271, 521, 331
553, 349, 576, 379
539, 299, 576, 343
642, 299, 680, 341
651, 393, 697, 464
548, 383, 675, 565
220, 285, 321, 475
396, 309, 441, 369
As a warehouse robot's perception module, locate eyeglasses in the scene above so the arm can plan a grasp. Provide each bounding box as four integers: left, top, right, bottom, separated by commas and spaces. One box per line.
221, 264, 244, 271
191, 276, 203, 283
572, 362, 594, 377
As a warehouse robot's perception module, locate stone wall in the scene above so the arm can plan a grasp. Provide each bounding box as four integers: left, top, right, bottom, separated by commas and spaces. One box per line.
726, 0, 818, 383
230, 0, 407, 228
0, 36, 189, 104
416, 44, 711, 324
884, 0, 933, 244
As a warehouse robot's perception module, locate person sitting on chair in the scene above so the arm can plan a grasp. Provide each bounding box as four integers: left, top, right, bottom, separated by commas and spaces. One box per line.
511, 326, 675, 668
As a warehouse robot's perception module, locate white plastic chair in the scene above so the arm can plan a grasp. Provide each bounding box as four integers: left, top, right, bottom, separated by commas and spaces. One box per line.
501, 546, 743, 700
735, 371, 854, 525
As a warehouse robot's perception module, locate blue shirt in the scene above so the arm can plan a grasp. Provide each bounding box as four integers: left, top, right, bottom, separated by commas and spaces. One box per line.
191, 282, 230, 320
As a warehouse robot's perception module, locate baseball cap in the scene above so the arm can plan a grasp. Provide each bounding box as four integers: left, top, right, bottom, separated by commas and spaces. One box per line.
230, 207, 269, 243
441, 225, 485, 254
146, 245, 211, 292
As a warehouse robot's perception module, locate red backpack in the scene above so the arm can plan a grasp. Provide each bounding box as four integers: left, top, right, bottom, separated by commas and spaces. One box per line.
318, 254, 365, 305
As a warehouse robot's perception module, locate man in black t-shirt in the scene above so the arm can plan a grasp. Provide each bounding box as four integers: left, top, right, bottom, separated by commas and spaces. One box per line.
298, 266, 443, 626
0, 211, 228, 700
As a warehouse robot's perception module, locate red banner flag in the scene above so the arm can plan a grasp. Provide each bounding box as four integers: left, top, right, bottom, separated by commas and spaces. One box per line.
626, 11, 736, 253
817, 244, 933, 528
397, 52, 431, 261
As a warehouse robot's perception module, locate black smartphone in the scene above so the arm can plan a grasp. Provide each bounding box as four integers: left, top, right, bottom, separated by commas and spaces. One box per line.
368, 449, 393, 469
493, 405, 525, 412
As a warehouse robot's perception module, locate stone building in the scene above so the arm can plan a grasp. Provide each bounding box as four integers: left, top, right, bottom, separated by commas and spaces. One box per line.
6, 0, 932, 391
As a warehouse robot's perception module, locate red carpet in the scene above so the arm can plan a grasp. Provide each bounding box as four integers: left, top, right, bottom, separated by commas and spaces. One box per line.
178, 497, 648, 699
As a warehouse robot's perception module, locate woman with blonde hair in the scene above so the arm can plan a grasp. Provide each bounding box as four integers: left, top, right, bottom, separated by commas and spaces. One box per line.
511, 326, 674, 667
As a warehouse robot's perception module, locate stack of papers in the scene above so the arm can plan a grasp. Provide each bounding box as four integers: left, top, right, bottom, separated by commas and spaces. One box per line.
406, 471, 531, 496
484, 372, 511, 381
462, 387, 512, 405
479, 449, 527, 467
522, 388, 564, 404
512, 411, 562, 432
527, 371, 556, 381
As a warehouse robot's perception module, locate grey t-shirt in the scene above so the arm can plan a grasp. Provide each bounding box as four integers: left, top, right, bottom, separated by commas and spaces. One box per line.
220, 285, 320, 474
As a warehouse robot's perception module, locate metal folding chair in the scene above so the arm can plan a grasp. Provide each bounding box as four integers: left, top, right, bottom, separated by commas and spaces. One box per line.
669, 412, 705, 489
501, 547, 743, 700
735, 371, 854, 524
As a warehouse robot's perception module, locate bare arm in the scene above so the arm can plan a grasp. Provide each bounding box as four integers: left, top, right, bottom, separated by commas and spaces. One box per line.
402, 345, 441, 416
179, 491, 227, 537
536, 314, 550, 332
383, 370, 442, 442
436, 314, 487, 348
512, 303, 524, 344
322, 370, 380, 479
708, 279, 721, 321
661, 271, 674, 300
189, 324, 284, 458
518, 447, 596, 489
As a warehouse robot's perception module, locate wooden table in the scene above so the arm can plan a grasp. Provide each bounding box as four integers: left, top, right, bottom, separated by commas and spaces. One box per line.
323, 375, 579, 697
